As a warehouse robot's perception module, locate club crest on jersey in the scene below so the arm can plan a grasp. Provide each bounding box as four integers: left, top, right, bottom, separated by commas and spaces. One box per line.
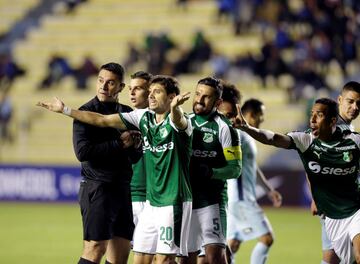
203, 133, 213, 143
343, 151, 352, 162
160, 127, 169, 138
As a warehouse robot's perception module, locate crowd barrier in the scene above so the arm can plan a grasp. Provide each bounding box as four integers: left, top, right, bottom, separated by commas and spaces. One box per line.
0, 165, 311, 206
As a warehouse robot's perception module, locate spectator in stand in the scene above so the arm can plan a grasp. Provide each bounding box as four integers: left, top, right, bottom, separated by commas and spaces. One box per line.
211, 52, 230, 79
144, 32, 176, 74
0, 54, 26, 91
39, 54, 73, 90
216, 0, 237, 23
175, 0, 188, 10
172, 31, 212, 76
0, 90, 13, 143
255, 41, 288, 88
189, 30, 212, 65
123, 42, 141, 71
65, 0, 88, 13
74, 56, 98, 90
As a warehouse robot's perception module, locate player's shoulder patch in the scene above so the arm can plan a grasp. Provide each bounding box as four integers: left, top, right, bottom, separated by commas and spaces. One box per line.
287, 129, 313, 152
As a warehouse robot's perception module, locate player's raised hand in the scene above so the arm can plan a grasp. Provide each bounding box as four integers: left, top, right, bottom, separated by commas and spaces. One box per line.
233, 104, 248, 130
268, 190, 282, 208
170, 92, 191, 108
36, 97, 65, 113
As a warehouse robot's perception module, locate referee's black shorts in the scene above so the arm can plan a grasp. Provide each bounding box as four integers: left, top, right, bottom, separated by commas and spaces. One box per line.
78, 179, 134, 241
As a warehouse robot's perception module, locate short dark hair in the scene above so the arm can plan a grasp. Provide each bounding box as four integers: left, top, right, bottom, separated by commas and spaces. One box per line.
131, 71, 153, 82
221, 81, 242, 107
241, 98, 264, 115
197, 77, 223, 99
100, 62, 125, 82
342, 81, 360, 94
150, 75, 180, 95
314, 98, 338, 119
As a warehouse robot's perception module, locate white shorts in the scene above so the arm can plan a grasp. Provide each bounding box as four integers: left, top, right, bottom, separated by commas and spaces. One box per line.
133, 201, 192, 256
319, 217, 333, 250
187, 204, 227, 253
325, 209, 360, 264
227, 201, 273, 242
132, 201, 146, 227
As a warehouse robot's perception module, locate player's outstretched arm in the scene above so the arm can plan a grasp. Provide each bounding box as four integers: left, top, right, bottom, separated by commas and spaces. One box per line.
37, 97, 126, 130
170, 91, 191, 130
233, 104, 291, 149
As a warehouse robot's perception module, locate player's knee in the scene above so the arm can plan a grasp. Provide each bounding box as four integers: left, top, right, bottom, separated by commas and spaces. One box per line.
83, 241, 107, 258
259, 233, 274, 247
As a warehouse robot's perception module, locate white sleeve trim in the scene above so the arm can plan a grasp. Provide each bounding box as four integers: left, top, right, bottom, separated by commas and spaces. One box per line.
287, 131, 313, 153
120, 108, 147, 129
169, 116, 193, 136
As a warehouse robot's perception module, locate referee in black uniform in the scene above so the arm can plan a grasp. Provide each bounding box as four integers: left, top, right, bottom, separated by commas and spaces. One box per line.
74, 63, 140, 264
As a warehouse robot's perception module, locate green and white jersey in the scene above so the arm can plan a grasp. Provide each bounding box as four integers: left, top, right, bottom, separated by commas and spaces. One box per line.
189, 112, 242, 209
337, 115, 354, 132
120, 109, 193, 207
288, 128, 360, 219
131, 156, 146, 202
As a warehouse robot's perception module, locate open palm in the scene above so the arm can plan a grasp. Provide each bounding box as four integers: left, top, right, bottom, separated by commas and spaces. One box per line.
36, 97, 65, 113
170, 92, 191, 108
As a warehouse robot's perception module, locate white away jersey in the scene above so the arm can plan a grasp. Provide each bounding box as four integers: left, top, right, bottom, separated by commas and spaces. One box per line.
228, 130, 257, 203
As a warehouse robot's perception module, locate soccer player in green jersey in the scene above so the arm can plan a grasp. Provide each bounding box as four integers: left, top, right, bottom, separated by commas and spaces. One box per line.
179, 77, 242, 264
128, 71, 152, 227
37, 75, 193, 264
233, 97, 360, 264
311, 81, 360, 264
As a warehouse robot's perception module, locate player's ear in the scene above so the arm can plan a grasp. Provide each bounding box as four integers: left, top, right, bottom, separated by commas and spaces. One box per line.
119, 82, 125, 92
337, 95, 342, 105
114, 83, 125, 97
330, 116, 337, 126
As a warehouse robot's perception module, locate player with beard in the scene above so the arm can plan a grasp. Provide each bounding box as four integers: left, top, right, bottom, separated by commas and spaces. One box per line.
178, 77, 242, 264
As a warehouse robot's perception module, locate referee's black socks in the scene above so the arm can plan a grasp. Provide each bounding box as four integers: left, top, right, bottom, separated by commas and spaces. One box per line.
105, 261, 112, 264
78, 258, 97, 264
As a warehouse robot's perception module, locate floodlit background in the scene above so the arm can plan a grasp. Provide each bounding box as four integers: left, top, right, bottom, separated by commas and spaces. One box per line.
0, 0, 359, 263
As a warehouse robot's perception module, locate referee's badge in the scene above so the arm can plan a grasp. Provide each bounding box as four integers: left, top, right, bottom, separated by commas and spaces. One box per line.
203, 133, 213, 143
343, 151, 352, 162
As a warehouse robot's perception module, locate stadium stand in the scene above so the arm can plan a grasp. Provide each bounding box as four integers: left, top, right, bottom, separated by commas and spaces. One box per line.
0, 0, 305, 164
0, 0, 40, 36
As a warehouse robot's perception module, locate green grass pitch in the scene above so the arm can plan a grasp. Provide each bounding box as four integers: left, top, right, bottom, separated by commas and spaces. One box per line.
0, 203, 321, 263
